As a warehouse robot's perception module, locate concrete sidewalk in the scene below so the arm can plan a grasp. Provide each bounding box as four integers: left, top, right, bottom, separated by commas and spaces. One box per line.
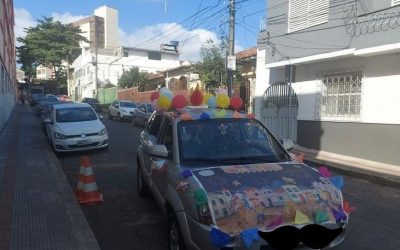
293, 144, 400, 187
0, 105, 99, 250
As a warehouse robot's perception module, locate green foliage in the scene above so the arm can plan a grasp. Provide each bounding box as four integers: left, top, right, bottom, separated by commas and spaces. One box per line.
17, 17, 87, 81
118, 67, 148, 91
194, 39, 227, 91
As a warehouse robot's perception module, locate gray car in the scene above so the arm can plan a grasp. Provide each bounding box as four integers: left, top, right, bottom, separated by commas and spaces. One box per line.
132, 103, 154, 126
136, 107, 348, 250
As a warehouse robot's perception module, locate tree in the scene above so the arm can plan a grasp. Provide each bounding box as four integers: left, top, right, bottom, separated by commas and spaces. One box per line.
118, 67, 148, 91
194, 39, 227, 91
17, 17, 87, 81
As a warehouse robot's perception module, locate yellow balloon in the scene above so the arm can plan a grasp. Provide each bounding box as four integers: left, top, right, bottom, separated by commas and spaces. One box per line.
216, 94, 230, 109
158, 95, 172, 109
203, 93, 213, 105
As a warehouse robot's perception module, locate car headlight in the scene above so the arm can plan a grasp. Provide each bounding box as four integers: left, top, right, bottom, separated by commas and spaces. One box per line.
98, 128, 107, 136
54, 132, 67, 140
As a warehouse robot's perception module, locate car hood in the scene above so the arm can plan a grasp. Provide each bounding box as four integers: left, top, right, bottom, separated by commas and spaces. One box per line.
120, 107, 136, 112
187, 162, 344, 235
55, 120, 104, 135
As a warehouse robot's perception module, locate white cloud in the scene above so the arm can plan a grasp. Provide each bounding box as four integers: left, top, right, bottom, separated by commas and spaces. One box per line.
51, 12, 87, 24
119, 23, 219, 61
14, 8, 36, 41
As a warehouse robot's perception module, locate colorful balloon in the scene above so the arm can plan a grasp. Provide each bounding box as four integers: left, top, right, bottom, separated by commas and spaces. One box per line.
150, 91, 159, 102
203, 93, 213, 105
152, 99, 160, 110
158, 95, 172, 110
216, 94, 230, 109
172, 95, 187, 109
190, 89, 203, 106
207, 96, 217, 108
159, 87, 172, 96
230, 96, 243, 110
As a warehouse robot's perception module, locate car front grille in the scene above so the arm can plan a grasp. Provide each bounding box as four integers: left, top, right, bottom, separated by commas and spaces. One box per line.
66, 133, 98, 139
68, 142, 100, 149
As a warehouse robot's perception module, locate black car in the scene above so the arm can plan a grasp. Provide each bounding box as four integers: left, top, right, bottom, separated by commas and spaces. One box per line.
81, 97, 101, 112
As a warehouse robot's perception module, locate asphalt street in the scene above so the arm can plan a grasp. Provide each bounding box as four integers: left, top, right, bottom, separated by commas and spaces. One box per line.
57, 115, 400, 250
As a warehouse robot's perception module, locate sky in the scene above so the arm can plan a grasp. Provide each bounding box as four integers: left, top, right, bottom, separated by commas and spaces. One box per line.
14, 0, 266, 61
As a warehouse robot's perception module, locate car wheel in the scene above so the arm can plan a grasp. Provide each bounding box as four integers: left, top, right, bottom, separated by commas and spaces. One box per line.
108, 111, 112, 120
168, 213, 186, 250
137, 162, 150, 197
117, 112, 122, 121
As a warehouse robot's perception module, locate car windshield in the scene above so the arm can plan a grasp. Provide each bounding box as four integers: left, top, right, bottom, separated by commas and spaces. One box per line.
56, 107, 98, 123
178, 118, 290, 165
120, 102, 136, 108
83, 98, 99, 104
146, 104, 154, 112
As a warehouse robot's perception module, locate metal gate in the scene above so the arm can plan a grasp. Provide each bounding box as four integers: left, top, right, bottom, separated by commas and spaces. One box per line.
261, 82, 298, 142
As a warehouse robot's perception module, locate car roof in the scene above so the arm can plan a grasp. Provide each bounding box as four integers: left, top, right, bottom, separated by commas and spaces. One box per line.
53, 103, 92, 109
159, 107, 250, 121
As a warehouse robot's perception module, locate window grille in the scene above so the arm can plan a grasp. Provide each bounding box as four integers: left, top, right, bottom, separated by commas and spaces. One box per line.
320, 71, 362, 120
288, 0, 329, 32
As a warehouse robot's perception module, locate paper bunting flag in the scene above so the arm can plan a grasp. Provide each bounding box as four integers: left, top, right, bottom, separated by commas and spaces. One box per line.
343, 201, 356, 214
176, 182, 190, 192
194, 189, 208, 206
267, 215, 283, 228
315, 210, 329, 224
210, 227, 232, 247
318, 166, 332, 178
330, 176, 344, 189
241, 228, 260, 248
179, 169, 193, 178
332, 208, 347, 222
294, 210, 310, 225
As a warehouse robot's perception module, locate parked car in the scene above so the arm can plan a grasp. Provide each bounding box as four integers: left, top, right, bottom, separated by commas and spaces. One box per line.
44, 103, 108, 153
40, 102, 61, 136
81, 97, 101, 112
35, 97, 60, 116
109, 100, 137, 121
136, 107, 348, 250
132, 103, 153, 126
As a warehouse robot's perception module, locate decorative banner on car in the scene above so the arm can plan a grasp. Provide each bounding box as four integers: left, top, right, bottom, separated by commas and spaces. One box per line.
192, 163, 344, 235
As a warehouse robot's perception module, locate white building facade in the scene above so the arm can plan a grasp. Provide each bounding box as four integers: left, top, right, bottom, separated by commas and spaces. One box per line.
256, 0, 400, 167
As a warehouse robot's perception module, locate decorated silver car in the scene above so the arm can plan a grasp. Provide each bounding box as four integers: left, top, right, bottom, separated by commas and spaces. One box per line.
136, 107, 349, 250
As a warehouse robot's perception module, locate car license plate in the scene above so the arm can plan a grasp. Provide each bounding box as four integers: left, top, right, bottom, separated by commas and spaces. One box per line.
76, 139, 90, 145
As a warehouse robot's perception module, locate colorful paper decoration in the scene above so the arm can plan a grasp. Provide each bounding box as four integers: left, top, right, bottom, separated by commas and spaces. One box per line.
199, 112, 211, 120
190, 89, 203, 106
315, 210, 329, 224
176, 181, 190, 192
210, 227, 231, 247
332, 208, 347, 222
267, 215, 283, 228
158, 95, 172, 110
240, 228, 260, 248
179, 169, 193, 178
233, 111, 242, 119
172, 95, 187, 109
294, 210, 310, 224
150, 91, 159, 101
230, 96, 243, 110
318, 166, 332, 178
330, 176, 344, 189
194, 189, 208, 206
214, 109, 226, 118
216, 94, 230, 109
207, 96, 217, 108
203, 93, 213, 105
343, 201, 356, 214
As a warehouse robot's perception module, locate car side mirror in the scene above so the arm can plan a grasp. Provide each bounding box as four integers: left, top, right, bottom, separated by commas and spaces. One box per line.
44, 118, 53, 125
149, 144, 168, 158
98, 115, 104, 120
280, 139, 294, 151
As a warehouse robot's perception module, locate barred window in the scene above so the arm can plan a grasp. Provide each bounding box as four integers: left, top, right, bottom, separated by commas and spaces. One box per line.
288, 0, 329, 33
320, 71, 362, 120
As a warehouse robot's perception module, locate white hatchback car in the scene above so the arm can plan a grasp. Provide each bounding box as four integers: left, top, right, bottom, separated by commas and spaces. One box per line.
45, 103, 109, 153
109, 100, 137, 121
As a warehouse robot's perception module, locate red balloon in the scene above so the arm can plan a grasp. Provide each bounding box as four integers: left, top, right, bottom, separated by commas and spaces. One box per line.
150, 92, 160, 101
230, 96, 243, 110
172, 95, 187, 109
190, 89, 203, 106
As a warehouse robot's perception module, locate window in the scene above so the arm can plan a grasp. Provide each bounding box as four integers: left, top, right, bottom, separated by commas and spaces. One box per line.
161, 119, 173, 154
288, 0, 329, 32
393, 0, 400, 6
148, 51, 161, 60
320, 71, 362, 120
148, 115, 163, 139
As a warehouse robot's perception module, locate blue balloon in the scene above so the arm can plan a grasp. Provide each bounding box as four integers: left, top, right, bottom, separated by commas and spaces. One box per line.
163, 91, 173, 100
210, 227, 231, 247
200, 112, 211, 120
159, 87, 171, 96
208, 96, 217, 108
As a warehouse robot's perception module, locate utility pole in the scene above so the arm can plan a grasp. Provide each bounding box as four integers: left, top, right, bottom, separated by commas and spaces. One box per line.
94, 17, 99, 99
227, 0, 235, 97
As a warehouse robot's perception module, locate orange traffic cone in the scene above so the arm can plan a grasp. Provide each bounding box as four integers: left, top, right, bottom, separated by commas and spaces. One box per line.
77, 156, 103, 205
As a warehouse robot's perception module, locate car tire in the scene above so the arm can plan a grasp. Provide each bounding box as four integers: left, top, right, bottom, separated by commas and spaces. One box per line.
168, 213, 186, 250
117, 112, 122, 122
108, 111, 112, 120
137, 162, 150, 197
